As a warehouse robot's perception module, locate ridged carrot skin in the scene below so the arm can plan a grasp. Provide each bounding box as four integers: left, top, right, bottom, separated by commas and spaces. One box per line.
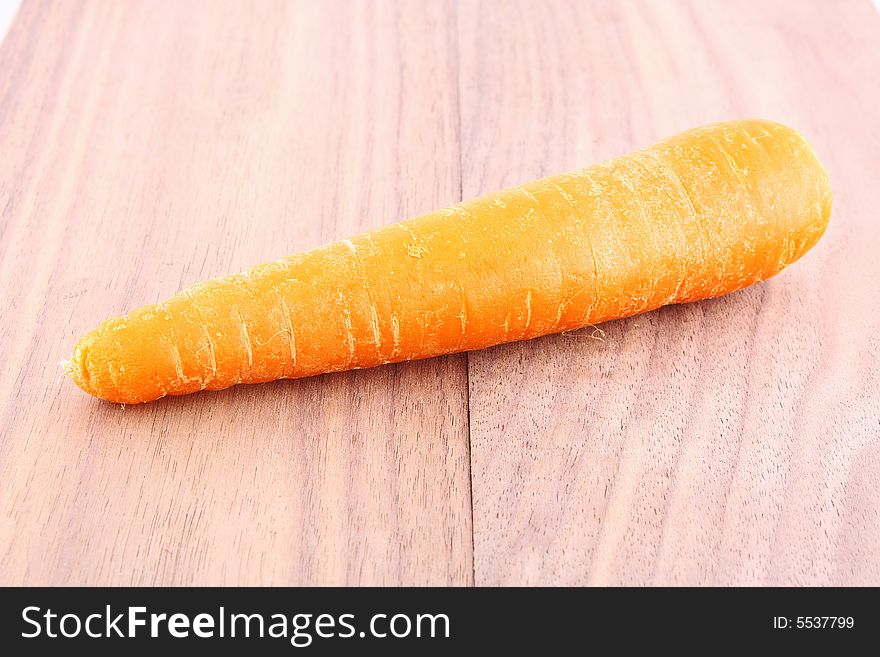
68, 120, 831, 404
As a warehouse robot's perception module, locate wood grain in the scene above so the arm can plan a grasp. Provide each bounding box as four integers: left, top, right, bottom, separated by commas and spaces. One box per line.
2, 0, 879, 587
0, 0, 472, 585
460, 0, 880, 585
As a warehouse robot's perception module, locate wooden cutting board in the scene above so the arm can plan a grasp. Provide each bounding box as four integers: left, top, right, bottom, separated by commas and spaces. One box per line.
1, 0, 878, 585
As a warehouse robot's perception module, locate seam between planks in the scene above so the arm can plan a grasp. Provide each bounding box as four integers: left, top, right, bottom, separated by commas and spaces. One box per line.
448, 0, 477, 588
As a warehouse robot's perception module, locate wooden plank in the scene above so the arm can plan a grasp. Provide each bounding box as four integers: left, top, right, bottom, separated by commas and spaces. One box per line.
460, 0, 880, 585
0, 0, 472, 585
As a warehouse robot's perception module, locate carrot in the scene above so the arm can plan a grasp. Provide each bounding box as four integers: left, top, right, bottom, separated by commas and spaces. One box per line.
66, 119, 831, 404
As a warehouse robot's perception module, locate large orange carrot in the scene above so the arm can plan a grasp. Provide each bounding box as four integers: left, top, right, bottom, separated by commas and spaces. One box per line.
67, 120, 831, 404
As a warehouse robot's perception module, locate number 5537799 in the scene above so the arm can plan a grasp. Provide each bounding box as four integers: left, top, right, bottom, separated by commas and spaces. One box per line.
796, 617, 854, 629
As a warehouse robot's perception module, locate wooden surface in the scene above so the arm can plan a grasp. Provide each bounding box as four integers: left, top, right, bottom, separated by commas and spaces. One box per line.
1, 0, 878, 586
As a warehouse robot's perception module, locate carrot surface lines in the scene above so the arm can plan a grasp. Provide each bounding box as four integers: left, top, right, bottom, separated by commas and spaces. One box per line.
279, 294, 296, 368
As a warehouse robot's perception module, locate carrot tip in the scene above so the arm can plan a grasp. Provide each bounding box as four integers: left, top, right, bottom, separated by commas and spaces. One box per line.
57, 359, 75, 384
